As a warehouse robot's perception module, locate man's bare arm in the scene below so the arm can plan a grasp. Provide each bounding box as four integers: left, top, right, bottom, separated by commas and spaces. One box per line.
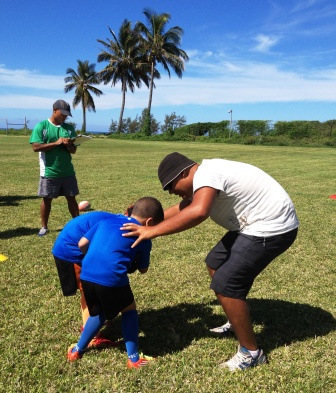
164, 199, 192, 220
31, 138, 76, 153
121, 187, 217, 247
78, 237, 90, 255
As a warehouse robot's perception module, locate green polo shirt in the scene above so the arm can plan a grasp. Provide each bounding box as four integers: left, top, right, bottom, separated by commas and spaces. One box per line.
30, 119, 77, 178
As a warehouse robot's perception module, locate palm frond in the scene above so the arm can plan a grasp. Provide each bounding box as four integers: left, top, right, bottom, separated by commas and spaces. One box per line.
64, 59, 103, 132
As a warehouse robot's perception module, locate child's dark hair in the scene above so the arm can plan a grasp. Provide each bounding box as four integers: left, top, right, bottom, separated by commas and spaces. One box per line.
132, 197, 164, 225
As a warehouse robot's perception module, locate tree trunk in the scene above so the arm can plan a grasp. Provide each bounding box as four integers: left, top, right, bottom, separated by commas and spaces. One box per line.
82, 102, 86, 133
147, 62, 155, 114
118, 79, 126, 132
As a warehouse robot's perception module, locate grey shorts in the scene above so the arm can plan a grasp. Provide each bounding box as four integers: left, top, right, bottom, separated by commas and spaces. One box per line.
38, 175, 79, 198
205, 228, 298, 300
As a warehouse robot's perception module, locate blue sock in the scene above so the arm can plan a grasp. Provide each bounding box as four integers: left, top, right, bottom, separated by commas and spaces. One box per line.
74, 314, 106, 352
122, 310, 139, 362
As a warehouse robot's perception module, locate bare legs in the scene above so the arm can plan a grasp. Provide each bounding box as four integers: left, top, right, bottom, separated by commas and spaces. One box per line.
80, 291, 90, 327
207, 266, 258, 350
65, 195, 79, 218
41, 197, 52, 228
40, 196, 79, 229
215, 294, 258, 350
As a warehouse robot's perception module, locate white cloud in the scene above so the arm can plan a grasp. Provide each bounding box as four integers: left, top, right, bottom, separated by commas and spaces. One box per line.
252, 34, 279, 52
151, 60, 336, 105
1, 57, 336, 114
0, 95, 55, 109
185, 49, 199, 59
0, 66, 63, 90
222, 62, 242, 72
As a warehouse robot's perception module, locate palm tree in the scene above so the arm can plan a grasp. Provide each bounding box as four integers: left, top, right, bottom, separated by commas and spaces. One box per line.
135, 9, 189, 115
64, 60, 103, 133
97, 20, 152, 132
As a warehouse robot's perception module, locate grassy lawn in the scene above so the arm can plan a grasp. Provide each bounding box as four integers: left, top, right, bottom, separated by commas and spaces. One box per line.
0, 135, 335, 393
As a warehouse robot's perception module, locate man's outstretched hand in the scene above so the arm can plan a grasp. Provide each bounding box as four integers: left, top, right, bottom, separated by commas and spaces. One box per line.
121, 223, 155, 248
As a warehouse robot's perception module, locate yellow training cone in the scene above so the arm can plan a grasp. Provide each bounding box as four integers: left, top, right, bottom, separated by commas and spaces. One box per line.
0, 254, 8, 262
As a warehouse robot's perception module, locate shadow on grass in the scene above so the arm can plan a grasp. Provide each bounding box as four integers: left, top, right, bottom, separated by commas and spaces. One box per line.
102, 299, 335, 356
248, 298, 336, 353
0, 227, 39, 239
0, 195, 39, 207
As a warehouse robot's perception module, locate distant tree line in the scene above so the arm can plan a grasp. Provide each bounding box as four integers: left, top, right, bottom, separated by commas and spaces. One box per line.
169, 119, 336, 140
106, 117, 335, 137
103, 118, 336, 147
3, 119, 336, 147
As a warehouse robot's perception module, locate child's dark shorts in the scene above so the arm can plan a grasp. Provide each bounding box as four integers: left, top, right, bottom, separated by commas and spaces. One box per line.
205, 228, 298, 300
54, 257, 81, 296
81, 280, 135, 320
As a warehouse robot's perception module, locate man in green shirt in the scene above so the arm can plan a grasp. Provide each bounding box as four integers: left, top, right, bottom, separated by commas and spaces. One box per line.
30, 100, 79, 236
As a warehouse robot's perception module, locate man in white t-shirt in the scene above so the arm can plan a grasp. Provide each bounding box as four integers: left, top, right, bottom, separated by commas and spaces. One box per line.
121, 152, 299, 371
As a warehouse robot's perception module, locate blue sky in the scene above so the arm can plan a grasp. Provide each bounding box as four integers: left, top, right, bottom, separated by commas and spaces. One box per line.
1, 0, 335, 132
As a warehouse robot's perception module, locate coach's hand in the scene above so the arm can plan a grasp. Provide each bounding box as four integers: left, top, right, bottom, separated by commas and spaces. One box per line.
121, 224, 155, 248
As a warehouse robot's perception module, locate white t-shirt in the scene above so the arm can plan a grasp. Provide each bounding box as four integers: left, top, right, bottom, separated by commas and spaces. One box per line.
193, 159, 299, 237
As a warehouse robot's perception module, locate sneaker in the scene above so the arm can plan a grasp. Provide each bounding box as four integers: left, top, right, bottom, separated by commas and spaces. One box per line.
67, 344, 83, 362
88, 336, 122, 348
210, 321, 233, 336
219, 345, 267, 371
38, 227, 49, 237
127, 354, 156, 369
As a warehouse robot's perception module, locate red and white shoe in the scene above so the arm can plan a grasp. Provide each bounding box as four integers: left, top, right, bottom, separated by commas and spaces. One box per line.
127, 354, 156, 369
88, 336, 122, 348
67, 344, 83, 362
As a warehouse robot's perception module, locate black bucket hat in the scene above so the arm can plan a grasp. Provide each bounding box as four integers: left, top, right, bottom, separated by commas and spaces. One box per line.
158, 152, 196, 190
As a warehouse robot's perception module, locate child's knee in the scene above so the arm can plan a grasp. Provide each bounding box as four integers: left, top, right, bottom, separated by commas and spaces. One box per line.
122, 301, 136, 313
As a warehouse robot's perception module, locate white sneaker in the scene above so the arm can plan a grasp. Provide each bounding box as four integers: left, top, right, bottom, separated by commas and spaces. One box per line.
219, 345, 267, 371
209, 321, 233, 335
38, 227, 49, 236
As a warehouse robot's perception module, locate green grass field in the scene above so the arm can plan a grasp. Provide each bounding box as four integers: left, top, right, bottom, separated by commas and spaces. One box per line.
0, 135, 335, 393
